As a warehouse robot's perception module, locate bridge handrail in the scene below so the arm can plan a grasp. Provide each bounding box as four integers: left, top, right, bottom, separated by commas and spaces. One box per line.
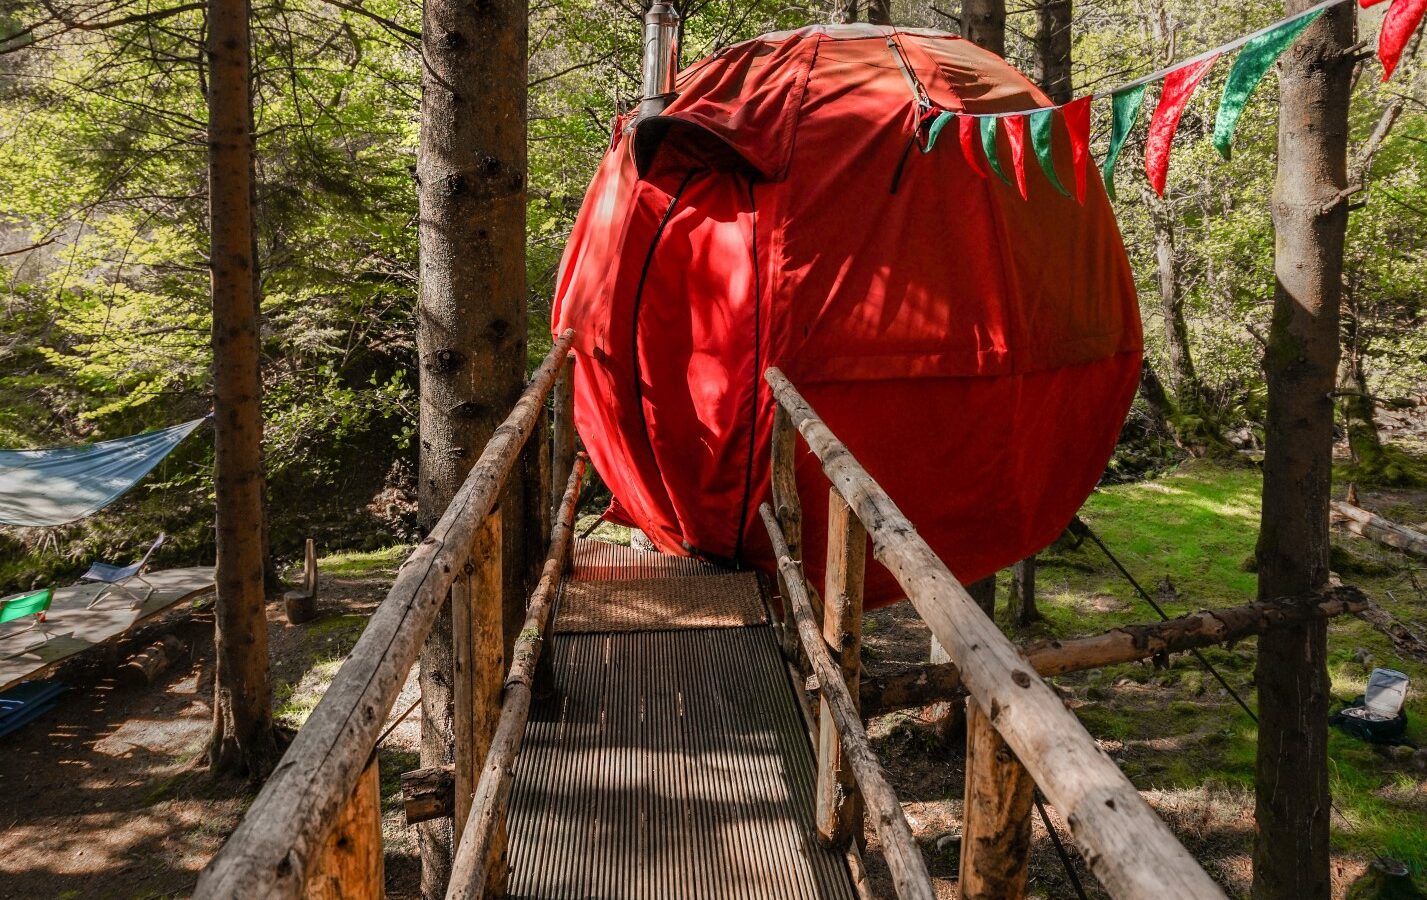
196, 328, 578, 899
763, 366, 1228, 900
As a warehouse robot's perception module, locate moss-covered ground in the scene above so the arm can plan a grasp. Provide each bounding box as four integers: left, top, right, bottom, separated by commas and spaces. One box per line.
1002, 457, 1427, 889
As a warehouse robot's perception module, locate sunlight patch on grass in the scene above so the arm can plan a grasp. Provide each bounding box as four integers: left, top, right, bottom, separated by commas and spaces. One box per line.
318, 544, 411, 578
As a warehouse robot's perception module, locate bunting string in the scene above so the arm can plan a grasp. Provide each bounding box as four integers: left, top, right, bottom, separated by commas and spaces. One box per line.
913, 0, 1426, 199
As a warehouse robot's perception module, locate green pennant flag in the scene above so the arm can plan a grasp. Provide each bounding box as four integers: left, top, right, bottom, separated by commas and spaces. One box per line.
1028, 108, 1070, 197
1213, 10, 1324, 159
980, 116, 1012, 186
1101, 84, 1147, 201
924, 110, 955, 153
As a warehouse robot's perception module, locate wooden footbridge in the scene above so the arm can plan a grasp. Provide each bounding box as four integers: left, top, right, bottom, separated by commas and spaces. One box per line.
196, 331, 1364, 899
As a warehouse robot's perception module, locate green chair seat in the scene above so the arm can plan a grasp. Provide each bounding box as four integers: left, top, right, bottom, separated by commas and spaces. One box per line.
0, 589, 53, 626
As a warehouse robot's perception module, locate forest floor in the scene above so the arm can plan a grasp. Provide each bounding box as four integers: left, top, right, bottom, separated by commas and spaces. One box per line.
0, 453, 1424, 899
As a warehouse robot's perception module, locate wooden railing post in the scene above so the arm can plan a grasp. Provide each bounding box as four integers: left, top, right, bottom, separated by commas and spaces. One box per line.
453, 510, 504, 863
551, 352, 576, 534
959, 698, 1035, 899
306, 757, 383, 899
817, 489, 866, 848
771, 404, 803, 660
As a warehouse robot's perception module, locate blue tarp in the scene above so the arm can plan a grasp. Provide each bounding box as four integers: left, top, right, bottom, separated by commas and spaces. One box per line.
0, 419, 207, 527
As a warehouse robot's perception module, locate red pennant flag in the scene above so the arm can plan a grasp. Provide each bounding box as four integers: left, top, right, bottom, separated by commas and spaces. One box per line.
1360, 0, 1389, 7
1062, 96, 1092, 204
1145, 54, 1220, 196
1004, 114, 1030, 200
1381, 0, 1427, 80
959, 115, 990, 178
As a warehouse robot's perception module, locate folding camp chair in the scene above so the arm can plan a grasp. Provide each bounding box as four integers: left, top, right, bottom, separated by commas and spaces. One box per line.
0, 588, 53, 637
83, 533, 165, 608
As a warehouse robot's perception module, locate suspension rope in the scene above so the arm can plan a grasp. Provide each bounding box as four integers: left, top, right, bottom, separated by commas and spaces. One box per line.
1070, 516, 1259, 723
1034, 791, 1090, 900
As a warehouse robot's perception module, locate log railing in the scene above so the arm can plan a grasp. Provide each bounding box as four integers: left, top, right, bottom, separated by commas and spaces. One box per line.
196, 329, 579, 899
762, 366, 1229, 900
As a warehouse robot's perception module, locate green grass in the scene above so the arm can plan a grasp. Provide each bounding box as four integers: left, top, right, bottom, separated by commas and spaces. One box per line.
1027, 456, 1427, 882
316, 544, 411, 578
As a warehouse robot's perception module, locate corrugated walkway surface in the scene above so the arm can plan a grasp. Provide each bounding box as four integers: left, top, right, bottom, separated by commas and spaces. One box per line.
505, 541, 856, 900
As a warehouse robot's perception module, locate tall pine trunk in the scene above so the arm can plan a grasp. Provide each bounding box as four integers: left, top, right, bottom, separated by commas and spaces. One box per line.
415, 0, 529, 889
962, 0, 1005, 55
1253, 2, 1353, 897
206, 0, 277, 780
1033, 0, 1072, 103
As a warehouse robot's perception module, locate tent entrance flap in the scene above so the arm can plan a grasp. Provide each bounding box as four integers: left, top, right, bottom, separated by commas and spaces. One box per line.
0, 418, 208, 527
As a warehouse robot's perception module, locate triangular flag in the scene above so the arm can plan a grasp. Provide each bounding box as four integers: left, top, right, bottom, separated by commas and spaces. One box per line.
1004, 115, 1031, 199
1102, 85, 1147, 201
1028, 108, 1071, 198
980, 117, 1014, 186
1360, 0, 1389, 8
1062, 96, 1092, 204
1213, 10, 1324, 159
1145, 54, 1220, 196
960, 116, 990, 178
924, 110, 956, 153
1381, 0, 1427, 81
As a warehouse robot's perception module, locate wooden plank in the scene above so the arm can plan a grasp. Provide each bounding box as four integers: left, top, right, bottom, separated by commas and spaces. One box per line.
959, 698, 1035, 900
306, 758, 383, 900
771, 402, 803, 660
761, 504, 935, 900
445, 457, 587, 900
551, 352, 576, 530
453, 510, 503, 848
858, 587, 1368, 716
196, 329, 575, 900
816, 489, 866, 849
764, 366, 1227, 900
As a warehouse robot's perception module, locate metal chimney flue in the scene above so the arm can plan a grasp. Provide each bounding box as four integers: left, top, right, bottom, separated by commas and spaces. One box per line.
638, 2, 680, 119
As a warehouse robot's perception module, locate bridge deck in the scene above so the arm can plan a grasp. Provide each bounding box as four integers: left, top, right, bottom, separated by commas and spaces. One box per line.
505, 541, 856, 900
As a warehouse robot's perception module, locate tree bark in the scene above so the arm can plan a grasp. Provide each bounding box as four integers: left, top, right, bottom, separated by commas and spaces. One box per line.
1033, 0, 1072, 104
1007, 555, 1038, 625
1253, 2, 1353, 897
866, 0, 892, 25
961, 0, 1005, 55
415, 0, 529, 887
206, 0, 277, 781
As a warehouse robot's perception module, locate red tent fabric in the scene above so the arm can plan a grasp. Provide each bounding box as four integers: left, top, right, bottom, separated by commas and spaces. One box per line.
552, 24, 1141, 607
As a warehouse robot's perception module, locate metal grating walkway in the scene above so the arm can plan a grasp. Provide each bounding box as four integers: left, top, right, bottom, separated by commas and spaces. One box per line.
505, 543, 856, 900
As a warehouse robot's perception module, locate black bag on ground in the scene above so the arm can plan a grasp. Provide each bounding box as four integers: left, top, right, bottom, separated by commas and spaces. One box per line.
1331, 667, 1409, 745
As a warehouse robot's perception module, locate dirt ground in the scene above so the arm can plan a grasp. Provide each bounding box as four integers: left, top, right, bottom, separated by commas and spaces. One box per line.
0, 569, 425, 900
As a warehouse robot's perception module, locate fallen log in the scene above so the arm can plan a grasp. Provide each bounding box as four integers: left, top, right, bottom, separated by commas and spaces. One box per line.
859, 586, 1368, 717
1331, 500, 1427, 560
119, 634, 188, 687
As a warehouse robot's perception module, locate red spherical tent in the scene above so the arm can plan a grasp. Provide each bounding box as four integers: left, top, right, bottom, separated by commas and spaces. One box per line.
552, 24, 1142, 607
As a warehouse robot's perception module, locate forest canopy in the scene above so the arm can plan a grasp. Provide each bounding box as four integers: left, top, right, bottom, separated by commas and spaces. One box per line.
0, 0, 1423, 589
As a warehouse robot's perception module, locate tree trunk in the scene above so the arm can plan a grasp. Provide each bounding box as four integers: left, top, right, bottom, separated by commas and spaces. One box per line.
866, 0, 892, 25
1337, 300, 1385, 472
833, 0, 857, 22
1144, 190, 1201, 406
1007, 556, 1038, 626
1139, 358, 1177, 438
206, 0, 277, 781
961, 0, 1005, 55
415, 0, 529, 887
1033, 0, 1072, 104
1253, 2, 1353, 897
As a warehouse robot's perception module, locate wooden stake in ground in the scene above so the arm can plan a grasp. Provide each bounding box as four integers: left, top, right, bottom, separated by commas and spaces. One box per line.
415, 0, 529, 885
1254, 1, 1354, 897
205, 0, 277, 781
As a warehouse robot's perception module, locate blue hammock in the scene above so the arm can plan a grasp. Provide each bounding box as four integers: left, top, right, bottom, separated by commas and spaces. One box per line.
0, 418, 207, 527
